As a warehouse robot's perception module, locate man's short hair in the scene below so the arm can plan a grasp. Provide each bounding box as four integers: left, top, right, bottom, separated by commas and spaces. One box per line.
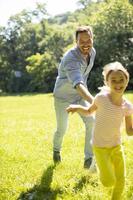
75, 25, 93, 40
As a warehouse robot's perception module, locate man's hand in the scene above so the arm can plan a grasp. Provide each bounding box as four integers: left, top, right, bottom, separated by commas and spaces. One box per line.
66, 105, 79, 114
66, 104, 91, 116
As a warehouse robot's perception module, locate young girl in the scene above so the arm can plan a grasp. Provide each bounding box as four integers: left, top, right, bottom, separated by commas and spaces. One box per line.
66, 61, 133, 200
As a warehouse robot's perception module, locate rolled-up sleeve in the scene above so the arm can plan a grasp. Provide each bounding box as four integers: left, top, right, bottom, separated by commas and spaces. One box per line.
64, 59, 84, 88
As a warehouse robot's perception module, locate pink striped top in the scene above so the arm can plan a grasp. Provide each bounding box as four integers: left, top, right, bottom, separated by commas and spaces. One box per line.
92, 92, 133, 147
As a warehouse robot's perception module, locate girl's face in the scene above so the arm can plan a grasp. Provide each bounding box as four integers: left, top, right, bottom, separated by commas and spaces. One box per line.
107, 70, 128, 95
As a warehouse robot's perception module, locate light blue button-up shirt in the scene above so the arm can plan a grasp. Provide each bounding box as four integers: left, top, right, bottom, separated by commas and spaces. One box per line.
53, 46, 96, 103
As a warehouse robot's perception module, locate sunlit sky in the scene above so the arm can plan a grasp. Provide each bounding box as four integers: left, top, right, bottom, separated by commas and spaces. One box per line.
0, 0, 79, 26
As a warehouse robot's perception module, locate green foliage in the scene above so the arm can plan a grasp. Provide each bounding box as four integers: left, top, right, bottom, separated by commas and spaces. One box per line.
0, 93, 133, 199
92, 0, 133, 64
26, 52, 57, 92
48, 12, 72, 25
83, 0, 133, 90
38, 24, 74, 61
0, 0, 133, 93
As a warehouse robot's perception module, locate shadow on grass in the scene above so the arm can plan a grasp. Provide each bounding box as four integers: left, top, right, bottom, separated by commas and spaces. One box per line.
73, 175, 89, 193
73, 174, 98, 194
17, 164, 98, 200
17, 164, 62, 200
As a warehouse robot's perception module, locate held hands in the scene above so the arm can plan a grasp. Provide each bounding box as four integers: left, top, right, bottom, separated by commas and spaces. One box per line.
66, 103, 96, 116
66, 105, 79, 114
66, 104, 91, 116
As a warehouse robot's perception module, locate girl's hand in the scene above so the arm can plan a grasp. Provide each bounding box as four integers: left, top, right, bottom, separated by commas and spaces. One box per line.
66, 105, 79, 113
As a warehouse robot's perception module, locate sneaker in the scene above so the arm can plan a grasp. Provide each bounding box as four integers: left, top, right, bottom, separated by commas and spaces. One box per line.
89, 159, 97, 173
84, 157, 92, 169
53, 151, 61, 163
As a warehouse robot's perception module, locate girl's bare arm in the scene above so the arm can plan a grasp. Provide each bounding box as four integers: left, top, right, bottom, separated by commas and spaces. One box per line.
125, 115, 133, 136
66, 102, 97, 116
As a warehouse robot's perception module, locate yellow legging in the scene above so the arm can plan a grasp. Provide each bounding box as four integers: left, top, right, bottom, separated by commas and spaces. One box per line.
93, 145, 125, 200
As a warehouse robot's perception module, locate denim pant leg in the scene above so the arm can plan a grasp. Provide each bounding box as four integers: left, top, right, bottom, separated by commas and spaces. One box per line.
79, 99, 94, 160
53, 98, 69, 152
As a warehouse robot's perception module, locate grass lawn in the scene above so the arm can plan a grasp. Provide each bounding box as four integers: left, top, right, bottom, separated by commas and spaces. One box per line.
0, 92, 133, 200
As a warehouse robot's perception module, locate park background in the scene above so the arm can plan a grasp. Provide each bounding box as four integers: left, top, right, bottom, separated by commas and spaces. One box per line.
0, 0, 133, 94
0, 0, 133, 199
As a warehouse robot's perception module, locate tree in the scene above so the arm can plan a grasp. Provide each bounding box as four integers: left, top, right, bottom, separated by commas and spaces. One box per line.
87, 0, 133, 90
0, 3, 48, 93
77, 0, 94, 9
0, 0, 133, 93
26, 52, 57, 92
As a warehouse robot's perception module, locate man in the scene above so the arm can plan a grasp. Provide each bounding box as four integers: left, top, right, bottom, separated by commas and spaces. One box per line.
53, 25, 96, 169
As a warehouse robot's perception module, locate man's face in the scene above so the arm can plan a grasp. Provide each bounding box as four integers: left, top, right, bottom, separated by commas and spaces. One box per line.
76, 31, 93, 56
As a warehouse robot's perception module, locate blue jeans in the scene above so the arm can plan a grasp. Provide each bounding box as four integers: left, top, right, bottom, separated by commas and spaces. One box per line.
53, 97, 94, 160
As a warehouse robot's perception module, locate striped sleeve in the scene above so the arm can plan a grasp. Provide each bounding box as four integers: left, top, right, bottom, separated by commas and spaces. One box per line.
94, 93, 103, 107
